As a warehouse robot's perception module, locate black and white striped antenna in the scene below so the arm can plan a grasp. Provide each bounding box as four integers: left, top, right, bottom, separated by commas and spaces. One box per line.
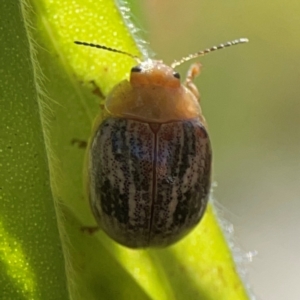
171, 38, 249, 68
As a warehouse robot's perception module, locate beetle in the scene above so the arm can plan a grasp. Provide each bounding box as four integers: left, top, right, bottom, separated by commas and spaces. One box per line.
75, 38, 248, 248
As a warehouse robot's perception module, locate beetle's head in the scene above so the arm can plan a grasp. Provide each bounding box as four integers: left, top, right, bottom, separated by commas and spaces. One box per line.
130, 59, 181, 88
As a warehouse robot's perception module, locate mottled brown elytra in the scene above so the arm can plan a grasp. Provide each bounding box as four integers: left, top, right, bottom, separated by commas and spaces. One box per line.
75, 38, 248, 248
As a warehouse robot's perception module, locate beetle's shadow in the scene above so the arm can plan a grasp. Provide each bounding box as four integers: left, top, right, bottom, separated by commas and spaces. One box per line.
148, 247, 212, 299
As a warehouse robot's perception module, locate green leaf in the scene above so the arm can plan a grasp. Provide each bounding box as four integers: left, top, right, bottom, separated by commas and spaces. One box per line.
1, 0, 251, 299
0, 2, 69, 299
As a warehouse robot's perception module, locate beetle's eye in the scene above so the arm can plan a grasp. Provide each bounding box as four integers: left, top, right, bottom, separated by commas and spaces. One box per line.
173, 72, 180, 79
131, 66, 142, 73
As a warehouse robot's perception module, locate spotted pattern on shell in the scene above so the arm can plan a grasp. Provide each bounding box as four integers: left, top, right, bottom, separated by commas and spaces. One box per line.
89, 117, 211, 248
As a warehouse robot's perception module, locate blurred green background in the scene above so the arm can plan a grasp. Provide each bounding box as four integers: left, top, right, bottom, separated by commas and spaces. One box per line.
131, 0, 300, 299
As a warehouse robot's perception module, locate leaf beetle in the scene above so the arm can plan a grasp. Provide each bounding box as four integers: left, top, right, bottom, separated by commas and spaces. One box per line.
75, 38, 248, 248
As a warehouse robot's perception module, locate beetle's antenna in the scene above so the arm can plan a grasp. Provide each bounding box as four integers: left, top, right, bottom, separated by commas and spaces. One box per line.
171, 38, 249, 68
74, 41, 142, 64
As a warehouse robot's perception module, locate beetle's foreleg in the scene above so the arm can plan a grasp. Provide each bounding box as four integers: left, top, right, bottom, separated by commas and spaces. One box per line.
184, 62, 202, 101
81, 225, 100, 235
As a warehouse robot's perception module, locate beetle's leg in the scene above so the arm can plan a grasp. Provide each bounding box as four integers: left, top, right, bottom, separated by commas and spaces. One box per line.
89, 80, 106, 111
81, 225, 100, 234
71, 138, 88, 149
90, 80, 105, 100
184, 62, 202, 100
